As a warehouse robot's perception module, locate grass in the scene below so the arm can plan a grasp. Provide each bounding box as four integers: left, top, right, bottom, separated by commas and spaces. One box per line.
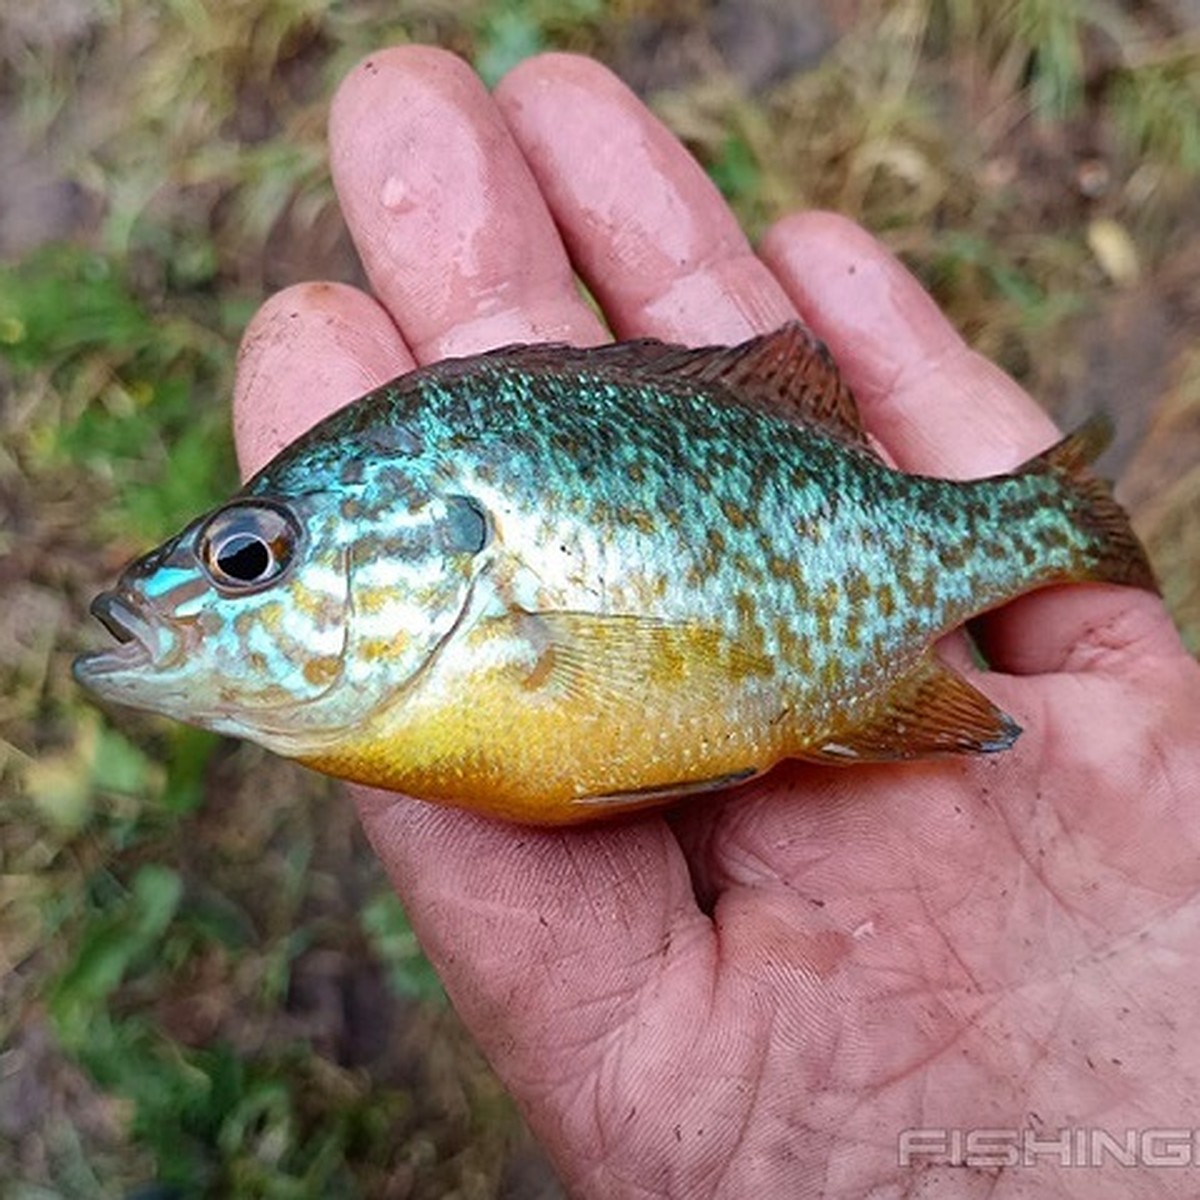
2, 0, 1198, 1195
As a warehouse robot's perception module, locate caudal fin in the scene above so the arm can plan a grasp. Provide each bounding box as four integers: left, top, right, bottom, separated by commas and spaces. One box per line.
1022, 415, 1158, 594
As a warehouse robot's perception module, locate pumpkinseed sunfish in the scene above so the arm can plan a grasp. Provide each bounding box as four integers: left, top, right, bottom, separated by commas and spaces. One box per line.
74, 323, 1156, 823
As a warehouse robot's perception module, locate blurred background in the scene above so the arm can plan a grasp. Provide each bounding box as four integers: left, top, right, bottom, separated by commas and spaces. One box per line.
1, 1, 1197, 1196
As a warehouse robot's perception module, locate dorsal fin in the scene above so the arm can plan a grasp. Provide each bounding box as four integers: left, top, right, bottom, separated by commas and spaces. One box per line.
461, 323, 874, 452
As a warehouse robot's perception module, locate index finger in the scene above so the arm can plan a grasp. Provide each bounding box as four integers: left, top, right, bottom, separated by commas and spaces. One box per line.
328, 46, 604, 360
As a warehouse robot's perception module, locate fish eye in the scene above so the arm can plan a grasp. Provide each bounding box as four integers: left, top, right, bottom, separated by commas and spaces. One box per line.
198, 502, 300, 593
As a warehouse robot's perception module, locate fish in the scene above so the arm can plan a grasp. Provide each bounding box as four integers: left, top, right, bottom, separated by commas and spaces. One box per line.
74, 322, 1157, 824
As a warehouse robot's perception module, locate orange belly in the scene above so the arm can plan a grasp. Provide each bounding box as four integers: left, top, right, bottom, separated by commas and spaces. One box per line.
300, 609, 789, 823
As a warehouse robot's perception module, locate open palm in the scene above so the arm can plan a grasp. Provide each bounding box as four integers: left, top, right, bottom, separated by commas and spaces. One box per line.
231, 48, 1200, 1198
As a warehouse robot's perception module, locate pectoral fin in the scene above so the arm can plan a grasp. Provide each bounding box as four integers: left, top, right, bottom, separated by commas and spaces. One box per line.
510, 610, 774, 709
809, 654, 1021, 763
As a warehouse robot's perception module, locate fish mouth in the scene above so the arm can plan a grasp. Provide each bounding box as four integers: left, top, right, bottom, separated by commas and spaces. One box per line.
73, 591, 156, 681
92, 591, 141, 643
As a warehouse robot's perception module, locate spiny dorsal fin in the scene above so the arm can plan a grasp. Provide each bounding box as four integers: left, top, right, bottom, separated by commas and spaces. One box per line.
640, 322, 872, 452
1026, 413, 1114, 475
805, 654, 1021, 763
463, 323, 875, 453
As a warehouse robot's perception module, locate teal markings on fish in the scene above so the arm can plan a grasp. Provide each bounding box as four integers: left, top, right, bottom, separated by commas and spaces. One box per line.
74, 323, 1157, 823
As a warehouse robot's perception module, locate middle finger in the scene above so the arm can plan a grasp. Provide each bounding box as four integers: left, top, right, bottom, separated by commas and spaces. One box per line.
495, 53, 798, 343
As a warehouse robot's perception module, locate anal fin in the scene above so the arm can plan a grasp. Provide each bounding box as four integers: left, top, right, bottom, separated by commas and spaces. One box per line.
808, 655, 1021, 763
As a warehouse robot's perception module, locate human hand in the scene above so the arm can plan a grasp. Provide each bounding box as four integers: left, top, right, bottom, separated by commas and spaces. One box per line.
231, 47, 1200, 1199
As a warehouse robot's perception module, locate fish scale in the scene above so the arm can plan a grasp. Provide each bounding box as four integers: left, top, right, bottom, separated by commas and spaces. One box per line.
75, 323, 1157, 823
